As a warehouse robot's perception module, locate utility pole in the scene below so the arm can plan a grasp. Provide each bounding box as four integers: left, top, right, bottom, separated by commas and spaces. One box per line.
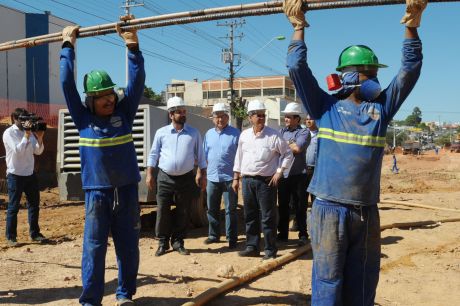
120, 0, 144, 85
218, 19, 244, 129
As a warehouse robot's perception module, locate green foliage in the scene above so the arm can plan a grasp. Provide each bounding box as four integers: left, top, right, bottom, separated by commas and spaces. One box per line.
404, 106, 422, 126
386, 130, 409, 147
416, 122, 430, 131
435, 134, 451, 147
143, 86, 163, 104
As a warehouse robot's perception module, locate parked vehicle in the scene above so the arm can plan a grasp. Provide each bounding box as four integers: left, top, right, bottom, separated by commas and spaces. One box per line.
402, 141, 421, 155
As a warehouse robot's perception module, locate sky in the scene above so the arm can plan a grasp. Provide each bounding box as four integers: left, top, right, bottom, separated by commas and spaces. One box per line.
2, 0, 460, 123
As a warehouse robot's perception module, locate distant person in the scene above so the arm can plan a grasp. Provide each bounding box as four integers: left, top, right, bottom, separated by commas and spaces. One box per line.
203, 103, 240, 249
304, 114, 318, 207
278, 102, 310, 246
392, 154, 399, 174
3, 108, 45, 247
60, 20, 145, 306
434, 146, 439, 155
146, 96, 207, 257
284, 0, 426, 304
233, 100, 293, 260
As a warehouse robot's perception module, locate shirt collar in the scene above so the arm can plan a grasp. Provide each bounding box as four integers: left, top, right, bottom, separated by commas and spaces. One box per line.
169, 122, 189, 133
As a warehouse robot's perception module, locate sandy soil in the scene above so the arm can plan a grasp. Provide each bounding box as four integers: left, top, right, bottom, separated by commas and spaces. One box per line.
0, 150, 459, 306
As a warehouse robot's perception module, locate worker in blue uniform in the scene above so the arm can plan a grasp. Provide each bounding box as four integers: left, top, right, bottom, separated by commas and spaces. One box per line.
284, 0, 427, 305
60, 20, 145, 306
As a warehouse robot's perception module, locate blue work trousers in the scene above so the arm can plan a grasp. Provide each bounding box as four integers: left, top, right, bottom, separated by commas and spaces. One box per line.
241, 176, 277, 257
206, 180, 238, 243
79, 183, 140, 306
5, 173, 40, 240
310, 199, 380, 306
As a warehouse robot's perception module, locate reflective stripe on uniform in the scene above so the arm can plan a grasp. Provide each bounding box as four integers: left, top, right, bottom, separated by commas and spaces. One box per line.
318, 128, 385, 148
79, 134, 133, 147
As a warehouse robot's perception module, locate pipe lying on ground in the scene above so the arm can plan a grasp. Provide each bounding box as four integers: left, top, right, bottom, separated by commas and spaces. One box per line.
0, 0, 458, 51
182, 216, 460, 306
380, 200, 460, 213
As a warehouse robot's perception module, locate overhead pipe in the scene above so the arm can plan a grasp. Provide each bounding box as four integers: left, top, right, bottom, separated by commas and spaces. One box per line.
0, 0, 458, 51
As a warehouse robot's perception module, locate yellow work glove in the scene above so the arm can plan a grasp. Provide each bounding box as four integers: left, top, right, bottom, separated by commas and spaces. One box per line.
62, 25, 79, 46
400, 0, 428, 28
116, 15, 139, 47
283, 0, 309, 30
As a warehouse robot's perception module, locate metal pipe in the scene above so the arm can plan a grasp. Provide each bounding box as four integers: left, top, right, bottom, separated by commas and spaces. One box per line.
0, 0, 458, 51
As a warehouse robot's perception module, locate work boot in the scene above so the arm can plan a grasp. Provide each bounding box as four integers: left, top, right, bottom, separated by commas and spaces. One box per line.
262, 253, 277, 260
298, 235, 309, 246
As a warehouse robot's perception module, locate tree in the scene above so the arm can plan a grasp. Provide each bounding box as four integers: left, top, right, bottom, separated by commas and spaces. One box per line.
143, 86, 163, 104
404, 106, 422, 126
230, 97, 247, 131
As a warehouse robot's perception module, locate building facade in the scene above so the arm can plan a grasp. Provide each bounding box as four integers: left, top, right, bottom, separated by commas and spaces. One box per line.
0, 5, 74, 108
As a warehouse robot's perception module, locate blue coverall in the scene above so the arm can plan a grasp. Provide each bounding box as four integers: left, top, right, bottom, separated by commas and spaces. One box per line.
60, 46, 145, 305
287, 38, 422, 306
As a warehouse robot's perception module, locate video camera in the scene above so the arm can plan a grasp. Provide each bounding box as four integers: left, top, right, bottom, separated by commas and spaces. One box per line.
18, 113, 47, 132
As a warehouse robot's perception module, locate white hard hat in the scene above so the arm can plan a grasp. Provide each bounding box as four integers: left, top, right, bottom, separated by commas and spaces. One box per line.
167, 96, 185, 111
212, 102, 229, 114
281, 102, 303, 116
247, 99, 266, 114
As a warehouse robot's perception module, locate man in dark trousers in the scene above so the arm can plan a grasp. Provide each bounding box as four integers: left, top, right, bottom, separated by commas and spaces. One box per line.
60, 20, 145, 305
278, 102, 310, 246
284, 0, 426, 304
146, 96, 207, 257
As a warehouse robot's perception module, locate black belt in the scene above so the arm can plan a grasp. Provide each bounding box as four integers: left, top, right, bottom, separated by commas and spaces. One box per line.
242, 175, 271, 180
160, 169, 193, 178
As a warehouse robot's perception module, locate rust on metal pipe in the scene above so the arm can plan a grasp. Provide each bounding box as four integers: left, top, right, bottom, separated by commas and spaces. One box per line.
0, 0, 458, 51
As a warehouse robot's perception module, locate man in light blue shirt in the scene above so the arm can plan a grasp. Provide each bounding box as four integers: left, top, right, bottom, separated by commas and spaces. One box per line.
203, 103, 240, 249
305, 114, 318, 205
146, 97, 207, 257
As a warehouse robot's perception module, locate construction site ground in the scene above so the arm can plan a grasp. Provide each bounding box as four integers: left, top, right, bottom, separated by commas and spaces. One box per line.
0, 150, 459, 306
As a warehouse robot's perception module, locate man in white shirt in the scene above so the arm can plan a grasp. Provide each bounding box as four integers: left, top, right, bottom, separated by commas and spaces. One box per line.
233, 100, 293, 260
3, 108, 45, 247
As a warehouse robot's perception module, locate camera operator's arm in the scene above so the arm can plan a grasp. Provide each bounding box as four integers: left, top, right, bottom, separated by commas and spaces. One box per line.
3, 125, 29, 154
32, 130, 45, 155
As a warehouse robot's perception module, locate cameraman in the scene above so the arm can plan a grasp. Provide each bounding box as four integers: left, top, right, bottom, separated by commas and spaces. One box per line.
2, 108, 45, 247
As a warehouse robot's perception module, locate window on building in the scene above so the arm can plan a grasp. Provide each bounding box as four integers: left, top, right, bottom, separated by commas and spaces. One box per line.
207, 91, 222, 99
203, 92, 208, 99
286, 88, 296, 98
241, 89, 261, 97
263, 88, 283, 96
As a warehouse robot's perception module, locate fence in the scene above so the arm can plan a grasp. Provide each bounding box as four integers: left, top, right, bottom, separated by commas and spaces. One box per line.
0, 99, 66, 127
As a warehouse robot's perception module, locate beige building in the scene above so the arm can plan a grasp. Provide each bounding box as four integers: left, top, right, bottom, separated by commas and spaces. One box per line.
166, 75, 299, 125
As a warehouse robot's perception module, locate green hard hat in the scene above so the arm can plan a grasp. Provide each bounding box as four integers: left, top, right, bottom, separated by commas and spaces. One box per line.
83, 70, 116, 95
336, 45, 388, 72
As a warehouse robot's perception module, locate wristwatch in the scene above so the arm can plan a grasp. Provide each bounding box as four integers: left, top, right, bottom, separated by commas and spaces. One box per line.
276, 168, 283, 174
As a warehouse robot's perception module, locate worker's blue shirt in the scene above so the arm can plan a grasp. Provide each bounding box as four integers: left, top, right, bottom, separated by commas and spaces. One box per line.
60, 47, 145, 189
203, 125, 240, 182
279, 126, 310, 176
306, 129, 318, 167
147, 123, 206, 176
287, 38, 422, 205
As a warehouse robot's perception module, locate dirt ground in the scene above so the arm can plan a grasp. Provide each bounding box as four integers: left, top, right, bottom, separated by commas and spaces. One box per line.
0, 150, 459, 306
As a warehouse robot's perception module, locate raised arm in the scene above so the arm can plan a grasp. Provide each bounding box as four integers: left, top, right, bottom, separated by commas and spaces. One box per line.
116, 17, 146, 124
60, 26, 85, 128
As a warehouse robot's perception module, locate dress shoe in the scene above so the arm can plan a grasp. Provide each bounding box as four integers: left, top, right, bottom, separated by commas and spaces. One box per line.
238, 247, 259, 257
228, 241, 237, 249
155, 245, 169, 257
174, 246, 190, 255
204, 237, 219, 245
262, 253, 277, 260
31, 233, 47, 243
7, 238, 17, 247
298, 235, 309, 246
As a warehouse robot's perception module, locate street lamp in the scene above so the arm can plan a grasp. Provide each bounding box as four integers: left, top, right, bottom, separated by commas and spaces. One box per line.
235, 35, 285, 74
